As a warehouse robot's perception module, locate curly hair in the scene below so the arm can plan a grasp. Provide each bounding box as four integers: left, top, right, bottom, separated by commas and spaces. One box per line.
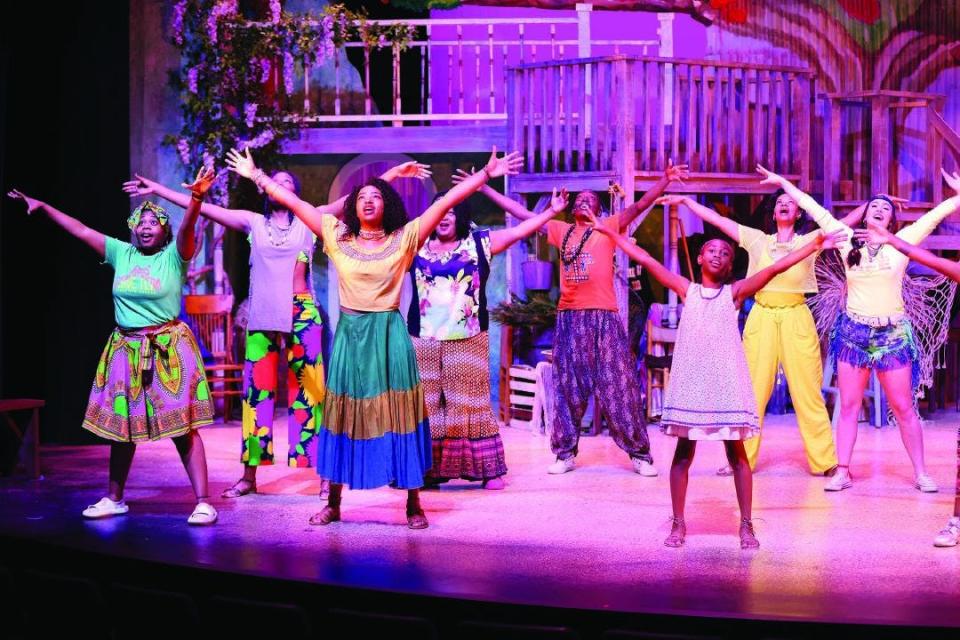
429, 191, 473, 240
759, 188, 809, 234
848, 195, 897, 268
341, 178, 409, 237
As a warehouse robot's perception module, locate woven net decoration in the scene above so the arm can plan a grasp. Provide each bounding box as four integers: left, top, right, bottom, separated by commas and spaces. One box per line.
808, 249, 956, 398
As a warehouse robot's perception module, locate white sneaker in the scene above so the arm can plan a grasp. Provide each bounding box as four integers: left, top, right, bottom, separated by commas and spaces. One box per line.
914, 474, 939, 493
933, 517, 960, 547
82, 497, 129, 519
631, 458, 658, 477
187, 501, 218, 526
824, 469, 852, 492
547, 457, 575, 475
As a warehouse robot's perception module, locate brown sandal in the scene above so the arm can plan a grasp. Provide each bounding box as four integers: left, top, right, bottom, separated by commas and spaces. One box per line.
739, 517, 760, 549
221, 479, 257, 499
407, 510, 429, 530
664, 517, 686, 548
309, 505, 341, 526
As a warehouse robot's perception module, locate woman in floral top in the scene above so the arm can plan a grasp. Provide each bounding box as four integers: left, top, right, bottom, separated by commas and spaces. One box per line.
408, 188, 566, 489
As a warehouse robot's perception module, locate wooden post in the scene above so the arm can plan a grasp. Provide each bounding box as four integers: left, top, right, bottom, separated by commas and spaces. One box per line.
666, 202, 680, 328
657, 14, 675, 127
577, 3, 592, 139
871, 94, 891, 196
823, 96, 840, 210
615, 58, 636, 329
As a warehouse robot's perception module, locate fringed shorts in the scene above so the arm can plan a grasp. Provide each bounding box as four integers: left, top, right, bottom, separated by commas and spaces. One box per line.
829, 312, 920, 390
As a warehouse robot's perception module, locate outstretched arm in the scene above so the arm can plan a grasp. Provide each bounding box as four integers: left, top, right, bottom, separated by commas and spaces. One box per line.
489, 187, 567, 255
177, 167, 215, 260
315, 160, 433, 219
417, 147, 523, 246
586, 211, 690, 299
124, 173, 256, 233
7, 189, 105, 257
756, 164, 849, 236
452, 167, 539, 223
732, 230, 845, 305
861, 221, 960, 282
896, 170, 960, 245
225, 148, 328, 237
656, 194, 738, 241
619, 159, 688, 231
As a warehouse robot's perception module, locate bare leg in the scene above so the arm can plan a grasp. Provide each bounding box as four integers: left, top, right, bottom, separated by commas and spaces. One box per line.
172, 430, 209, 503
665, 438, 696, 547
108, 442, 137, 502
309, 482, 342, 525
407, 489, 428, 529
835, 361, 872, 468
877, 366, 928, 478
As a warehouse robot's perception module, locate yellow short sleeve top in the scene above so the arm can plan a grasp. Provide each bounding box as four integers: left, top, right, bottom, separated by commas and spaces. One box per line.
320, 214, 421, 312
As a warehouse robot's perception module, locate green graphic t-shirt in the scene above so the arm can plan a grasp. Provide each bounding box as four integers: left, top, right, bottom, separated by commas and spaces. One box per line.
105, 237, 187, 329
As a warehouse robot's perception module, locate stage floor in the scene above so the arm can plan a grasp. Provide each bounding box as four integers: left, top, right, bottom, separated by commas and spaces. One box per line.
2, 413, 959, 628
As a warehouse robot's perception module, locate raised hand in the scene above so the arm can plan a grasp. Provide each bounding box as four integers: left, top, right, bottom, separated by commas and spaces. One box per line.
817, 229, 848, 250
225, 147, 258, 180
943, 168, 960, 195
756, 164, 786, 187
863, 221, 894, 244
6, 188, 43, 214
664, 158, 689, 183
483, 146, 524, 179
655, 195, 686, 207
393, 161, 432, 180
550, 187, 569, 214
183, 166, 216, 197
450, 167, 475, 186
122, 174, 157, 197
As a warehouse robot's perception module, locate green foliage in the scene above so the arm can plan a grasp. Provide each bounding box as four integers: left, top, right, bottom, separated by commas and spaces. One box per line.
490, 293, 557, 328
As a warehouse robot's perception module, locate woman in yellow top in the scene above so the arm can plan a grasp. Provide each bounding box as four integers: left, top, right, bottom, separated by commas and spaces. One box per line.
757, 165, 960, 493
226, 146, 522, 529
654, 191, 861, 478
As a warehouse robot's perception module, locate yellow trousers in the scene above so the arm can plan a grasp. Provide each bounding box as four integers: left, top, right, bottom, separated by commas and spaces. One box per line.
741, 301, 838, 473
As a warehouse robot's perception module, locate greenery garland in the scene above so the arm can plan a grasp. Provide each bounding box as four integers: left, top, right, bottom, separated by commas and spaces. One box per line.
166, 1, 420, 202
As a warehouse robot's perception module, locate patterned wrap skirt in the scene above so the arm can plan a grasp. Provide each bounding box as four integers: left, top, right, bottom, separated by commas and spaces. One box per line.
413, 332, 507, 481
83, 320, 214, 442
829, 312, 920, 391
317, 310, 432, 490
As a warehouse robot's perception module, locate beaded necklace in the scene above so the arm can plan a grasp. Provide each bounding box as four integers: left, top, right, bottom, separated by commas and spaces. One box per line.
561, 224, 593, 266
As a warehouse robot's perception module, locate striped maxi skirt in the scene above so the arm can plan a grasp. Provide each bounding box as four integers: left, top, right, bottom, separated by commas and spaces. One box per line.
316, 310, 432, 490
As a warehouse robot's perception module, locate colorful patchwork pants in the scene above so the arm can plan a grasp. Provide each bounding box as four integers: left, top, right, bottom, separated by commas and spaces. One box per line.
551, 309, 653, 463
413, 332, 507, 481
241, 294, 325, 467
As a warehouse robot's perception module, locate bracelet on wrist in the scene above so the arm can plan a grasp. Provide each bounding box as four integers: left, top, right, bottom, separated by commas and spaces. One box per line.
191, 193, 203, 202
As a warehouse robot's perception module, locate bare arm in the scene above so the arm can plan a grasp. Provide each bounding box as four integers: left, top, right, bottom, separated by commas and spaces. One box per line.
489, 188, 567, 255
453, 168, 538, 222
176, 167, 215, 260
657, 194, 739, 241
731, 230, 843, 305
864, 221, 960, 282
587, 212, 690, 299
225, 148, 327, 237
7, 189, 105, 257
619, 160, 688, 231
124, 173, 256, 233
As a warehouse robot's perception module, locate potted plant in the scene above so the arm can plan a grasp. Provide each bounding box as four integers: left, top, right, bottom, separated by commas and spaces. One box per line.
490, 292, 557, 365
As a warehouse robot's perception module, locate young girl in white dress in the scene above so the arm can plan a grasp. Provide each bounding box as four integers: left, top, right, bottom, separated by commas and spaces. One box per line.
587, 211, 842, 549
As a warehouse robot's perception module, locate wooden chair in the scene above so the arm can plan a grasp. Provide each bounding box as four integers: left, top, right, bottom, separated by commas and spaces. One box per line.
183, 294, 243, 421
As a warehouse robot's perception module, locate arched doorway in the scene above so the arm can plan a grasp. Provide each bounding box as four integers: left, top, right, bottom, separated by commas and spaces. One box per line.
325, 154, 437, 331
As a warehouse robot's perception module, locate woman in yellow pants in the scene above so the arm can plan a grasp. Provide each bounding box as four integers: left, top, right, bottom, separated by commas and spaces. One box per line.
656, 193, 863, 475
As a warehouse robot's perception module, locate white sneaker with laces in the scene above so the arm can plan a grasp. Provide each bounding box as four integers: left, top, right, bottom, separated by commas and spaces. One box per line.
547, 457, 575, 475
914, 474, 939, 493
631, 458, 658, 477
824, 469, 852, 492
933, 517, 960, 547
82, 497, 129, 519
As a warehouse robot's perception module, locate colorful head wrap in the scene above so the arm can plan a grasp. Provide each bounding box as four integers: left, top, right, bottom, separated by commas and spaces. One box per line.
127, 201, 169, 230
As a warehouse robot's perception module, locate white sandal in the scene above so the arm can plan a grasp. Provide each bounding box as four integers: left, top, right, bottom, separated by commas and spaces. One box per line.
82, 497, 129, 519
187, 501, 218, 526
